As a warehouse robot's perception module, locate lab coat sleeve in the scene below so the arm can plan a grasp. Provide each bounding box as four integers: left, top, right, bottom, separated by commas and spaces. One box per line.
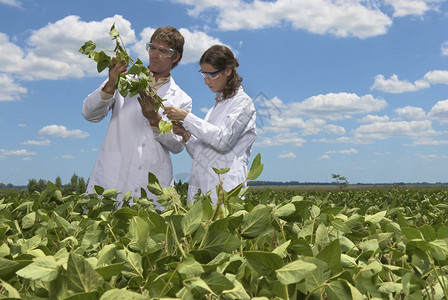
183, 98, 255, 153
184, 134, 198, 158
82, 81, 115, 123
153, 94, 193, 154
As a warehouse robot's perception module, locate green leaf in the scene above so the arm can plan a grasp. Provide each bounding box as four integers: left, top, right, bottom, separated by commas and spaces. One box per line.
16, 256, 60, 281
245, 251, 283, 277
178, 256, 204, 276
128, 58, 146, 75
116, 248, 143, 278
109, 23, 118, 36
183, 277, 214, 295
127, 217, 150, 252
247, 153, 263, 180
95, 263, 124, 281
159, 120, 173, 134
92, 51, 110, 73
67, 253, 102, 293
182, 200, 203, 236
78, 41, 96, 54
202, 271, 234, 294
99, 289, 148, 300
114, 207, 138, 220
201, 230, 241, 257
222, 274, 251, 300
240, 205, 271, 239
213, 167, 230, 175
22, 211, 36, 229
0, 279, 21, 298
331, 218, 351, 233
364, 211, 386, 224
117, 75, 131, 97
325, 280, 352, 300
64, 291, 99, 300
273, 203, 295, 218
316, 239, 342, 273
276, 259, 317, 285
147, 172, 163, 196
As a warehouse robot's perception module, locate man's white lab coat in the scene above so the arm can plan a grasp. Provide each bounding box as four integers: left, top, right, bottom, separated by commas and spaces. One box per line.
82, 77, 192, 203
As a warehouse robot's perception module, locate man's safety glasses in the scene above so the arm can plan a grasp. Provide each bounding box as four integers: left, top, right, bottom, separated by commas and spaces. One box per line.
146, 42, 177, 58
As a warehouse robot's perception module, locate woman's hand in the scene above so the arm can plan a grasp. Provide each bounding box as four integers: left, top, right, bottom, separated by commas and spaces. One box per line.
163, 106, 188, 121
173, 121, 191, 142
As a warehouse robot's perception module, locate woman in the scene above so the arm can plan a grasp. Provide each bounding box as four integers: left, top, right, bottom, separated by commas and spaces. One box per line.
163, 45, 257, 202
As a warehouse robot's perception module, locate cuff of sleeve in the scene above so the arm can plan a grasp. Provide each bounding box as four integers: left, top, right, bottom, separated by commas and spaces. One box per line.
100, 90, 114, 100
151, 125, 161, 136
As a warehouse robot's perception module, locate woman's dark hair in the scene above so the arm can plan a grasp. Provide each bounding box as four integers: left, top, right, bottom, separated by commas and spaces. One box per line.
200, 45, 242, 99
151, 26, 184, 68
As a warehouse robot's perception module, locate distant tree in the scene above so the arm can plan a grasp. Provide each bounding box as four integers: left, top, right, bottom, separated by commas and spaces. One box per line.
37, 179, 47, 192
332, 174, 349, 191
63, 173, 86, 194
55, 176, 63, 190
28, 178, 37, 193
79, 177, 86, 193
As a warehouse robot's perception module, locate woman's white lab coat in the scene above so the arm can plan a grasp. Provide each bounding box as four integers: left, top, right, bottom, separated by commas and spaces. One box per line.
82, 77, 192, 202
183, 86, 256, 202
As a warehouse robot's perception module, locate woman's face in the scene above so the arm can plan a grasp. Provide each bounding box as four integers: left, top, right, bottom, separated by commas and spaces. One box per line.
199, 63, 231, 94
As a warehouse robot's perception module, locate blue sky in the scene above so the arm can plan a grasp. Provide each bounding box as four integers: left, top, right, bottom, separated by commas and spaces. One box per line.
1, 0, 447, 186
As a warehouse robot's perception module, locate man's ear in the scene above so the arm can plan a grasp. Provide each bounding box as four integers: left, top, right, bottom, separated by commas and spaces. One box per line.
172, 52, 181, 64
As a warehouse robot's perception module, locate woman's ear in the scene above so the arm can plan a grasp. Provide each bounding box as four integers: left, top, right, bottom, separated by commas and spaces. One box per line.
224, 67, 232, 77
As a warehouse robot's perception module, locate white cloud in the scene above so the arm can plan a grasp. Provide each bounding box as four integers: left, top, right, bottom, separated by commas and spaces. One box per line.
0, 0, 21, 8
0, 73, 27, 101
441, 41, 448, 56
289, 93, 387, 120
423, 70, 448, 85
175, 0, 392, 38
0, 15, 225, 81
428, 99, 448, 124
132, 27, 224, 65
38, 125, 89, 139
255, 133, 306, 147
0, 15, 135, 80
0, 149, 36, 159
354, 120, 441, 140
410, 138, 448, 145
326, 148, 358, 155
21, 139, 52, 146
371, 74, 430, 93
360, 115, 390, 123
395, 106, 426, 119
319, 154, 330, 160
61, 155, 75, 160
384, 0, 444, 17
324, 124, 346, 135
278, 152, 296, 158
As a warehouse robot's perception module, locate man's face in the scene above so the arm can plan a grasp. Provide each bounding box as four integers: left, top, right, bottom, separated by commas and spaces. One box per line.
148, 40, 179, 77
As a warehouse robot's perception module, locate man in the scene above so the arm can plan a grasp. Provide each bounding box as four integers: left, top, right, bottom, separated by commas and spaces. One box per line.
82, 26, 192, 206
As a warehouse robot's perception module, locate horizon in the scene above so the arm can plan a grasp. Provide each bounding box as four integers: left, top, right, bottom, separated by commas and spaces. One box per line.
1, 0, 447, 186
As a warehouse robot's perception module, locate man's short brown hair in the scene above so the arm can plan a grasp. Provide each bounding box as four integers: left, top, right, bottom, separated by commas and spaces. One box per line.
151, 26, 184, 68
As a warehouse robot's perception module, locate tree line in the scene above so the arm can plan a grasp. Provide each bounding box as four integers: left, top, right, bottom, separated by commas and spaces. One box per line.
26, 173, 87, 195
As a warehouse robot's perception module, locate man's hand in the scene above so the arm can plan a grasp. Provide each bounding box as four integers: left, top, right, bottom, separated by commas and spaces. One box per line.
102, 57, 128, 94
138, 91, 161, 126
